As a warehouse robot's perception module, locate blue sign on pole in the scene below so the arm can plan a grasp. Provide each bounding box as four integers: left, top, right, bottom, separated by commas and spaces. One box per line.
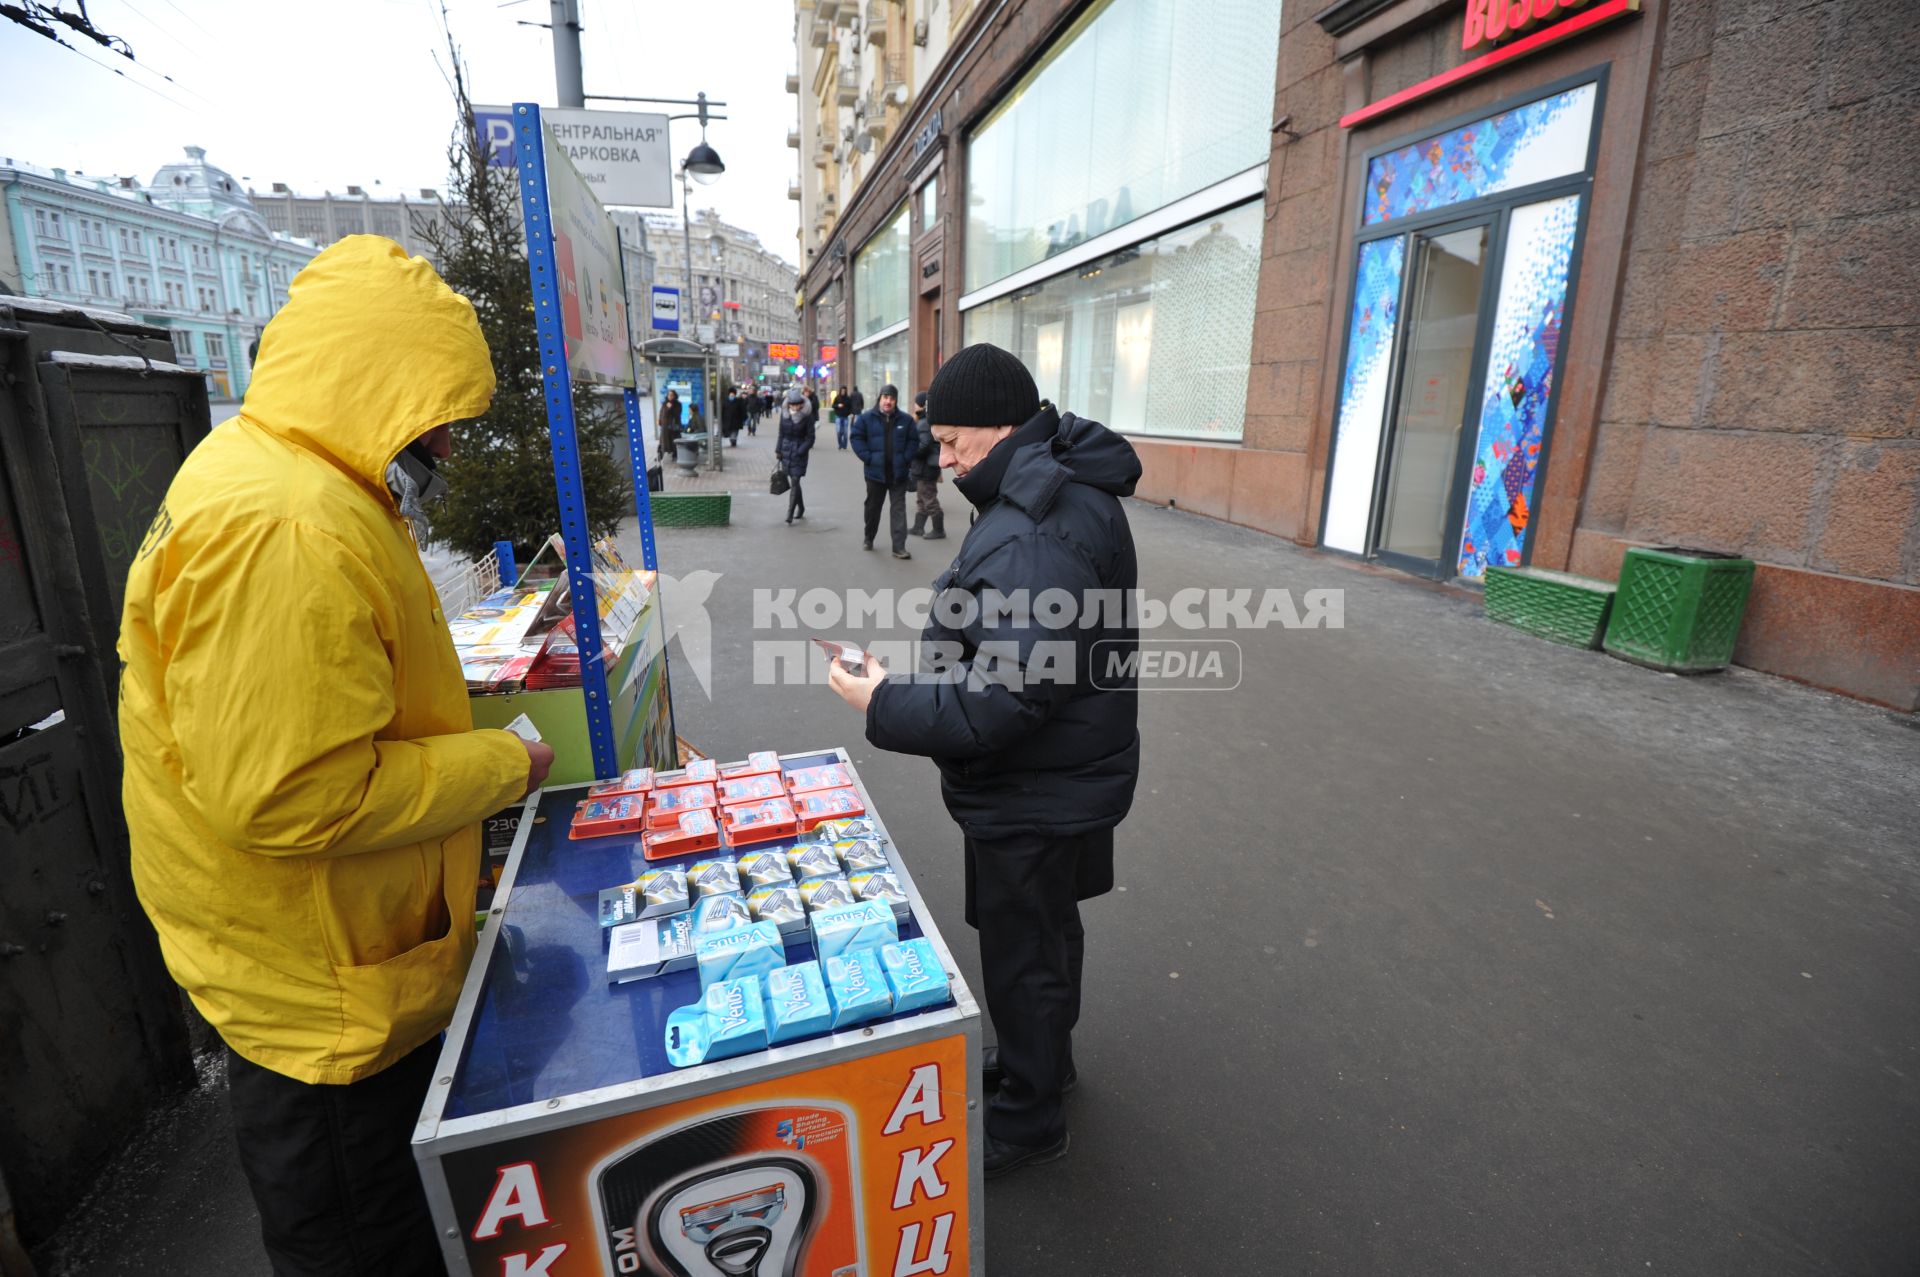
474, 108, 515, 168
650, 285, 680, 333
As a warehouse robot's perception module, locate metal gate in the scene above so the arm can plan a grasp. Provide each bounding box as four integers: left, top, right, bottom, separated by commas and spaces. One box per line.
0, 298, 201, 1250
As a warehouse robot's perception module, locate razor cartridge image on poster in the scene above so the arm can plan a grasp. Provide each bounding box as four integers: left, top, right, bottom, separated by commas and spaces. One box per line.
593, 1106, 863, 1276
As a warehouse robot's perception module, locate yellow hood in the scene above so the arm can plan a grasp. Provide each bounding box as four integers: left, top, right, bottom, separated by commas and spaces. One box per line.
242, 234, 495, 488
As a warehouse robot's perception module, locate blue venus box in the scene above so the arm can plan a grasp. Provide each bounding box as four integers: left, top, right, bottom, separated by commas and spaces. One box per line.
824, 948, 893, 1029
879, 938, 950, 1014
763, 960, 832, 1045
694, 922, 786, 992
809, 899, 898, 962
664, 977, 768, 1068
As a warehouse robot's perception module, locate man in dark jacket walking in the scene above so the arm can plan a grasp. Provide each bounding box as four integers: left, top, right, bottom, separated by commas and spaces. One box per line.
828, 343, 1141, 1179
908, 389, 945, 541
849, 382, 918, 559
831, 386, 852, 449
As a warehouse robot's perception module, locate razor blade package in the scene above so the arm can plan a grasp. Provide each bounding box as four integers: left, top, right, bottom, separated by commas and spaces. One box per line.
809, 899, 898, 962
829, 838, 891, 874
687, 858, 743, 898
606, 910, 699, 983
647, 784, 717, 828
783, 763, 855, 795
664, 976, 768, 1067
785, 843, 844, 881
763, 961, 832, 1044
654, 758, 718, 789
792, 787, 867, 830
848, 870, 909, 921
597, 868, 688, 928
722, 798, 800, 844
717, 750, 782, 780
642, 808, 720, 860
797, 875, 857, 913
717, 773, 787, 804
569, 795, 645, 840
747, 884, 808, 934
735, 848, 794, 890
824, 949, 893, 1028
880, 938, 949, 1013
586, 767, 654, 799
694, 922, 786, 992
801, 817, 882, 845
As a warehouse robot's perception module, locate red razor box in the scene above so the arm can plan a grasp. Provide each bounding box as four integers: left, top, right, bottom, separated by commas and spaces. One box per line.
717, 774, 787, 804
569, 795, 645, 841
586, 767, 654, 800
785, 763, 856, 795
646, 784, 717, 830
717, 751, 782, 780
722, 798, 800, 845
654, 758, 718, 789
791, 786, 867, 831
643, 808, 721, 860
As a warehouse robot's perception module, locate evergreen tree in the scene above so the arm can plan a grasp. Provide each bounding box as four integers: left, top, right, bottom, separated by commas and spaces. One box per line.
415, 49, 630, 565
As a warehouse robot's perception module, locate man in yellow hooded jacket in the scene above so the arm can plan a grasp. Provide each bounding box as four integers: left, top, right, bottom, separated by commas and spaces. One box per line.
118, 236, 552, 1275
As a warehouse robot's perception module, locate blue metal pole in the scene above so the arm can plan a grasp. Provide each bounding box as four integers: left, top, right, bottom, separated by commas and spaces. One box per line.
513, 102, 617, 779
493, 539, 518, 587
623, 388, 659, 572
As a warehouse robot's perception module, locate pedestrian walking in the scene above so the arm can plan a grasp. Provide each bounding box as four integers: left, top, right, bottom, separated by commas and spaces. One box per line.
658, 389, 683, 463
849, 384, 866, 421
777, 387, 816, 525
826, 343, 1142, 1180
721, 387, 743, 447
849, 382, 917, 559
909, 389, 945, 541
831, 385, 852, 450
117, 236, 554, 1273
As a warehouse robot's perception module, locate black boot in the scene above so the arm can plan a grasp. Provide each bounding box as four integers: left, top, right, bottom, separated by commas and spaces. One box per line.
910, 513, 928, 537
924, 512, 946, 540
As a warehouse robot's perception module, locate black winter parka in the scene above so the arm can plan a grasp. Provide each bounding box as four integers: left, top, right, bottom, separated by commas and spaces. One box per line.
865, 405, 1141, 839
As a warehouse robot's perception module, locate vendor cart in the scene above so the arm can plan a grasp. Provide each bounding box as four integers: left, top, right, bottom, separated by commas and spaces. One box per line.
414, 748, 984, 1276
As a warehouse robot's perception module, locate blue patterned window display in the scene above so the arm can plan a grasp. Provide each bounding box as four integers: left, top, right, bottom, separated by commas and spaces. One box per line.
1456, 194, 1582, 578
1324, 235, 1407, 553
1362, 83, 1597, 227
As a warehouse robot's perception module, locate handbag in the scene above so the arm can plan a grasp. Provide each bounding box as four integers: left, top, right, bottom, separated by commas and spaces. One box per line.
646, 464, 664, 493
769, 467, 791, 496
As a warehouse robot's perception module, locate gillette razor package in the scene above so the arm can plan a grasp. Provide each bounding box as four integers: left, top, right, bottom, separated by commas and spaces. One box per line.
586, 767, 654, 799
829, 838, 891, 874
654, 758, 719, 789
647, 784, 717, 829
736, 848, 794, 890
597, 868, 689, 928
802, 817, 882, 845
808, 898, 899, 962
763, 960, 832, 1045
823, 949, 893, 1029
848, 869, 910, 922
642, 808, 720, 860
717, 750, 783, 780
569, 795, 646, 840
664, 976, 768, 1067
783, 762, 855, 795
785, 843, 843, 882
792, 787, 868, 831
797, 875, 857, 913
694, 921, 786, 992
746, 884, 808, 935
690, 891, 752, 937
879, 938, 950, 1014
722, 798, 800, 845
716, 773, 787, 804
607, 910, 699, 983
687, 858, 743, 898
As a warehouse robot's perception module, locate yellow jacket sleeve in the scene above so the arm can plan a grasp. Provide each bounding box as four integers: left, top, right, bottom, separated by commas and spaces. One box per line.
160, 517, 529, 858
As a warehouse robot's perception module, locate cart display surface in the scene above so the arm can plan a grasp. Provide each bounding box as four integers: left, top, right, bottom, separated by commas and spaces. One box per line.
416, 748, 983, 1277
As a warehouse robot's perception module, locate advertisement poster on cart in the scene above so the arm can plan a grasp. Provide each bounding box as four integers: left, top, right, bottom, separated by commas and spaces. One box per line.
441, 1036, 970, 1276
544, 120, 637, 389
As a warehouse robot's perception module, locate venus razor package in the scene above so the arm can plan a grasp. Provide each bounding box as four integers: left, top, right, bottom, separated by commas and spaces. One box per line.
687, 859, 743, 898
797, 875, 857, 913
879, 938, 949, 1014
717, 750, 782, 780
830, 838, 891, 874
694, 921, 786, 992
763, 960, 832, 1044
786, 844, 843, 881
607, 910, 699, 983
802, 817, 882, 845
847, 869, 909, 921
690, 892, 752, 937
598, 868, 689, 928
823, 949, 893, 1029
736, 849, 794, 890
747, 884, 808, 935
664, 976, 768, 1067
808, 899, 899, 962
783, 763, 855, 795
717, 773, 787, 804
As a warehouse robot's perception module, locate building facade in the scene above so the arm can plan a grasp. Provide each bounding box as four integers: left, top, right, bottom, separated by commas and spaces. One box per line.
249, 182, 462, 267
792, 0, 1920, 709
643, 208, 800, 361
1, 146, 320, 399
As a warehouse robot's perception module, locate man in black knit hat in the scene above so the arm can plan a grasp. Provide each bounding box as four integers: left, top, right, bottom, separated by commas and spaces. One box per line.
827, 342, 1142, 1178
849, 382, 918, 559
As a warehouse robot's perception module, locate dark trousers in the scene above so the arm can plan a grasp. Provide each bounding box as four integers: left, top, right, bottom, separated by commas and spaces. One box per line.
915, 478, 943, 518
863, 479, 909, 551
786, 476, 805, 520
226, 1039, 447, 1277
965, 828, 1113, 1147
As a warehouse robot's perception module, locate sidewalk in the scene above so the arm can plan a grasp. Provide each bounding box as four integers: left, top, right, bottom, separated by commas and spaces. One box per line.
35, 434, 1919, 1275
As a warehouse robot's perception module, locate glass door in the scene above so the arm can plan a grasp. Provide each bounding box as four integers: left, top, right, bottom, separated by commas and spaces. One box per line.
1371, 222, 1492, 575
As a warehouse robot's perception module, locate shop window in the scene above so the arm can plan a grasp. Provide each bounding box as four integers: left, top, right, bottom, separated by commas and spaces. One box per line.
1362, 83, 1595, 226
852, 204, 910, 341
853, 329, 910, 402
964, 0, 1279, 294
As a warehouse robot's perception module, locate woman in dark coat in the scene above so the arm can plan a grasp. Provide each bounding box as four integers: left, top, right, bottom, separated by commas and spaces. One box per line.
776, 387, 817, 525
656, 390, 683, 461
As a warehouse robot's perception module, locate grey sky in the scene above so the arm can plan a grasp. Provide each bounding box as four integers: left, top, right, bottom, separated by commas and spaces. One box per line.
0, 0, 802, 270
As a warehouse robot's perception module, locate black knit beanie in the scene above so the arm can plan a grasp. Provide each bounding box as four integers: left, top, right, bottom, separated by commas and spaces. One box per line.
925, 343, 1039, 427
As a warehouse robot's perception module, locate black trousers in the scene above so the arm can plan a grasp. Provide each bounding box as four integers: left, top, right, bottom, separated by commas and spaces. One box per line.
226, 1039, 447, 1277
863, 479, 910, 551
786, 476, 805, 520
965, 828, 1114, 1147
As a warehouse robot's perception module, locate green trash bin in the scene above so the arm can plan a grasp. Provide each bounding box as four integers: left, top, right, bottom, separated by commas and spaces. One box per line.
1602, 546, 1755, 673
